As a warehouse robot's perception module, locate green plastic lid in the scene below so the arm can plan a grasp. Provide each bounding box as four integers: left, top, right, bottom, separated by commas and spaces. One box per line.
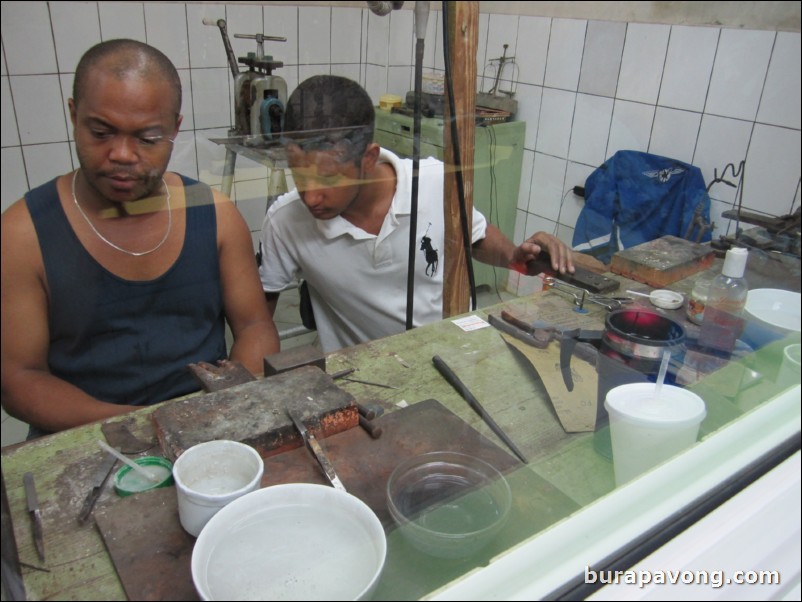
114, 456, 174, 497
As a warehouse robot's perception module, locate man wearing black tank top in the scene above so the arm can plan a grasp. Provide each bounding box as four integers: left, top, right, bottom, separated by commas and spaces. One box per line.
1, 40, 279, 437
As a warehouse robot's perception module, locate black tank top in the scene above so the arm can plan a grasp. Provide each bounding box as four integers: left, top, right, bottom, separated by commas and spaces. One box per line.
25, 175, 226, 410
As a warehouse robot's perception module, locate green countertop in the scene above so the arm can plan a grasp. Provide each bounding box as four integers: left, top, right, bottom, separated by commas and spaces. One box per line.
2, 274, 798, 600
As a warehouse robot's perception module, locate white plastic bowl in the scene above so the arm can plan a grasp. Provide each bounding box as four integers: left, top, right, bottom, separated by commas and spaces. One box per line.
192, 484, 386, 601
743, 288, 801, 348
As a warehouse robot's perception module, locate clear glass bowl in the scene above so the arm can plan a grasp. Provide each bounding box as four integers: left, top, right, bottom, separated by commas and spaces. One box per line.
386, 451, 512, 559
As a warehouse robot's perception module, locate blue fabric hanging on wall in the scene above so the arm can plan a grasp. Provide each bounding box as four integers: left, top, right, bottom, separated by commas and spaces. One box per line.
572, 150, 712, 264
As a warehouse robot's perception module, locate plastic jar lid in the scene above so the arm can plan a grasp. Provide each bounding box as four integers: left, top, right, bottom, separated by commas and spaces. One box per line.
649, 290, 684, 310
114, 456, 174, 497
379, 94, 402, 111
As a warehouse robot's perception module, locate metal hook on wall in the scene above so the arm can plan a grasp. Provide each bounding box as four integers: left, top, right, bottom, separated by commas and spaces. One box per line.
707, 160, 747, 243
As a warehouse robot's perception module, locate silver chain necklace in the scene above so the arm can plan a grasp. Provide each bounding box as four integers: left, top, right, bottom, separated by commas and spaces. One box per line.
72, 170, 172, 257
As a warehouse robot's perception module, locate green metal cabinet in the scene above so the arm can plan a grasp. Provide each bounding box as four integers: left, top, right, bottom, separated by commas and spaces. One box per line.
374, 110, 526, 291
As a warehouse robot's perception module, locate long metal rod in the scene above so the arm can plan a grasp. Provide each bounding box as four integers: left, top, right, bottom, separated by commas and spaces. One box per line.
405, 36, 425, 330
339, 377, 399, 390
432, 355, 528, 464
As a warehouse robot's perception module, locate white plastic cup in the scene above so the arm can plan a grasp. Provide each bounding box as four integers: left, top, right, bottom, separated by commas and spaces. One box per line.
777, 343, 801, 389
173, 440, 264, 537
605, 383, 706, 486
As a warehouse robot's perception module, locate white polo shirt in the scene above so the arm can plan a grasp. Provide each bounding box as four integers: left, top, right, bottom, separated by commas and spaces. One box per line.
259, 148, 487, 352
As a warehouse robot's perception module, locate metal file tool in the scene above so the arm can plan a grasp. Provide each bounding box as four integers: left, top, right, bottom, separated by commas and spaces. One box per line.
23, 472, 45, 562
288, 410, 346, 491
432, 355, 528, 464
77, 452, 119, 525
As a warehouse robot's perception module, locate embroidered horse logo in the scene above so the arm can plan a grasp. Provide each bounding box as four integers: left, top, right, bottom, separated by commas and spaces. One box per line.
420, 224, 439, 277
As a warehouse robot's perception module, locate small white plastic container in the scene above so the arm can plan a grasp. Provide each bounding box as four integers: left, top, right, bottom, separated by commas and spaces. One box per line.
605, 383, 706, 486
777, 343, 801, 389
173, 440, 264, 537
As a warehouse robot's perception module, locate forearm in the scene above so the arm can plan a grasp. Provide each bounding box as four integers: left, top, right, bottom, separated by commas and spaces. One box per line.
471, 224, 516, 268
228, 319, 281, 376
2, 369, 137, 433
265, 292, 280, 317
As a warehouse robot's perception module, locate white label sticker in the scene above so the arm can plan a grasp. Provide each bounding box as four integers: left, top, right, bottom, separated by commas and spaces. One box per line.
451, 315, 490, 331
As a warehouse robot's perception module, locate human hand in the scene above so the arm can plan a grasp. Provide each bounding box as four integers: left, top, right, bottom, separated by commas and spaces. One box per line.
509, 232, 575, 276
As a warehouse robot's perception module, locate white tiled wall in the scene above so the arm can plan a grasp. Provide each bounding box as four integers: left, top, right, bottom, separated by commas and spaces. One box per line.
505, 18, 800, 295
2, 3, 800, 291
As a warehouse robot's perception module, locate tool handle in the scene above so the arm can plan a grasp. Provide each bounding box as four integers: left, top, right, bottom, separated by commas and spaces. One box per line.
433, 356, 493, 426
356, 402, 376, 421
500, 310, 533, 334
525, 252, 557, 278
23, 472, 45, 561
203, 18, 240, 79
234, 33, 287, 42
432, 355, 479, 409
331, 368, 356, 380
23, 472, 39, 511
432, 355, 528, 464
358, 415, 383, 439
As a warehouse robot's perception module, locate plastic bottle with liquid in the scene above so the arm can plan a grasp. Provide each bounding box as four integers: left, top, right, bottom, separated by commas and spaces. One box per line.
686, 272, 714, 325
698, 247, 749, 354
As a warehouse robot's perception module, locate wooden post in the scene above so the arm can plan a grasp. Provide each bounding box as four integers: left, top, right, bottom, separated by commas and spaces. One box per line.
442, 1, 478, 318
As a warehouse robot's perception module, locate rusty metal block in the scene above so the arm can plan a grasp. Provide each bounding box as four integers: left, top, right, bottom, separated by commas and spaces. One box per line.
152, 366, 357, 461
610, 235, 715, 288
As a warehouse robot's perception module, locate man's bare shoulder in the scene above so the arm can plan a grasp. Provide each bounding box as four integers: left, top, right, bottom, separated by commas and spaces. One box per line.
202, 184, 253, 248
1, 196, 35, 243
1, 195, 46, 280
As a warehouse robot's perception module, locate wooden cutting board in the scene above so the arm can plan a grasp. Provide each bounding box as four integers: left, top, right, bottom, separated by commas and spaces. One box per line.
94, 399, 521, 601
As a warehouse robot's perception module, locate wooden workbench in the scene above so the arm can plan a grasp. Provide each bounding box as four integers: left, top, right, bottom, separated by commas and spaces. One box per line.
2, 273, 797, 601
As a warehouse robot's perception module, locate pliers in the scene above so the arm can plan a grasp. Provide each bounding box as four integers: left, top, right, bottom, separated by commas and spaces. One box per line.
543, 277, 633, 312
489, 311, 601, 392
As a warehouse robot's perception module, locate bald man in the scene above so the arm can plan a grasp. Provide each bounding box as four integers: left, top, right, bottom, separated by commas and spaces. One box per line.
1, 39, 279, 437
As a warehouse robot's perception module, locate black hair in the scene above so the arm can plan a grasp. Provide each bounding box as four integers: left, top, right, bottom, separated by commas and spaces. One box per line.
73, 39, 182, 116
283, 75, 375, 163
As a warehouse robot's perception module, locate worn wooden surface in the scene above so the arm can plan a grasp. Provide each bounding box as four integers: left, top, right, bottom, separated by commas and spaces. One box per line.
2, 279, 794, 601
442, 0, 478, 317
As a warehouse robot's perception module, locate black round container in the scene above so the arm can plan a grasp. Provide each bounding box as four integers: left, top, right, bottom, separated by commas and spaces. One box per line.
601, 309, 686, 372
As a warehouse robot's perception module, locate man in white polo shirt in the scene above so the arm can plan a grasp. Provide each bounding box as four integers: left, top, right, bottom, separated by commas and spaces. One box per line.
259, 75, 573, 352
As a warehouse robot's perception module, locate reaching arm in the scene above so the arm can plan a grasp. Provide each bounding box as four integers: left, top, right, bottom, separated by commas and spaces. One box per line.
1, 200, 138, 433
265, 291, 280, 317
472, 225, 575, 275
215, 191, 280, 376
